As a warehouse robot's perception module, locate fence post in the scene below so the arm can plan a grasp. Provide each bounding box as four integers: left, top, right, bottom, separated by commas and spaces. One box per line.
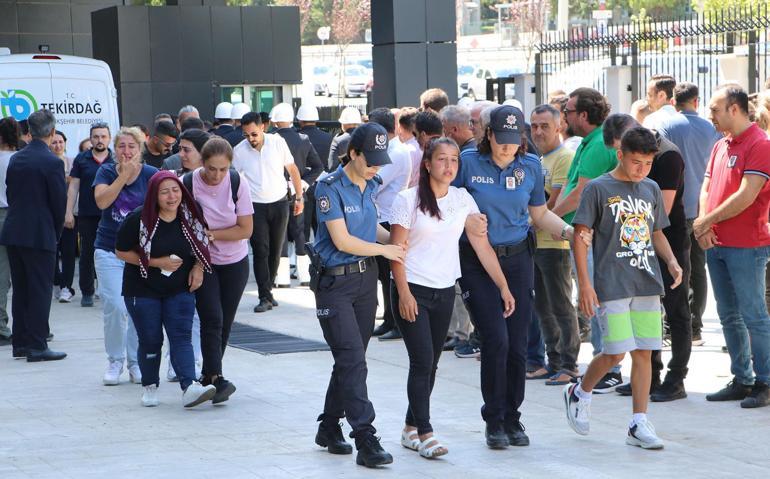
630, 42, 639, 100
748, 30, 758, 94
534, 52, 543, 106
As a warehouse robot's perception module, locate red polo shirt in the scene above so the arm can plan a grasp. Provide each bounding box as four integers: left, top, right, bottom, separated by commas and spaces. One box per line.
705, 123, 770, 248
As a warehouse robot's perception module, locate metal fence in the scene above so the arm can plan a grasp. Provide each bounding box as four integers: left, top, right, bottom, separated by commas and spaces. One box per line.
534, 5, 770, 106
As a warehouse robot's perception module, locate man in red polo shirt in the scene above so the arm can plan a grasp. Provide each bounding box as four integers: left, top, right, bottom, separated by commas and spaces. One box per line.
693, 85, 770, 408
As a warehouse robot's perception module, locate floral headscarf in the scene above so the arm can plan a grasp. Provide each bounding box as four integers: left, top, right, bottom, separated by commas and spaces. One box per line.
138, 170, 212, 278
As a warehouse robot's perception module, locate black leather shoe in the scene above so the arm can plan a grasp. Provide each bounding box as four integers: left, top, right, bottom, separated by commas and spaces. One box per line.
355, 435, 392, 467
485, 424, 509, 449
651, 379, 687, 402
504, 420, 530, 446
269, 297, 279, 307
378, 328, 402, 341
443, 336, 460, 351
316, 421, 353, 455
740, 382, 770, 408
372, 324, 392, 336
26, 348, 67, 362
47, 333, 54, 341
212, 377, 237, 404
253, 300, 273, 313
12, 347, 27, 359
706, 378, 752, 401
616, 378, 661, 397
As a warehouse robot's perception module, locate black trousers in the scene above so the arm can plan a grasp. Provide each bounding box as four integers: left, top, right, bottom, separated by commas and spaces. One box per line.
8, 246, 55, 351
196, 256, 250, 378
687, 219, 708, 334
375, 222, 395, 330
459, 243, 533, 427
54, 223, 78, 291
78, 215, 100, 296
249, 199, 289, 301
315, 266, 379, 446
653, 232, 693, 381
305, 184, 317, 241
282, 211, 307, 256
392, 282, 455, 435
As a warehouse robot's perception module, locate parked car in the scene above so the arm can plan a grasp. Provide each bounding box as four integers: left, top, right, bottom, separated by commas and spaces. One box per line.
329, 64, 370, 98
312, 65, 332, 97
458, 64, 475, 98
466, 66, 523, 101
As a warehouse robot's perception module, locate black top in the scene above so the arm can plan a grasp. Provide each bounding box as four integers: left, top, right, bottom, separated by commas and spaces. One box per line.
648, 135, 686, 251
275, 127, 324, 184
115, 209, 196, 298
142, 145, 168, 169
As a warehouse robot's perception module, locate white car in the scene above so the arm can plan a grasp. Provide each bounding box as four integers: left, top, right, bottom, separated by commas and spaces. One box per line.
312, 65, 332, 97
329, 65, 369, 98
466, 66, 523, 101
457, 64, 475, 98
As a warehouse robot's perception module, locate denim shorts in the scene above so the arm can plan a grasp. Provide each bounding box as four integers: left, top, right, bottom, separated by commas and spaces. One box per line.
596, 295, 662, 354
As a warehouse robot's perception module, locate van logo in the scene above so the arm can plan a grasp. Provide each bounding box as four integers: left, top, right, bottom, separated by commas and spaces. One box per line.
0, 89, 38, 121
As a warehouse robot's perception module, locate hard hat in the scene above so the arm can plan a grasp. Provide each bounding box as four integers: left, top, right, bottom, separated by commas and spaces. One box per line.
296, 104, 320, 122
214, 102, 233, 120
338, 106, 362, 125
231, 102, 251, 120
502, 98, 523, 111
270, 102, 295, 123
457, 96, 474, 109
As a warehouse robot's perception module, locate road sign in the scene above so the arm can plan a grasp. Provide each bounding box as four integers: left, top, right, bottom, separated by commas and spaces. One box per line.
317, 26, 330, 42
592, 9, 613, 20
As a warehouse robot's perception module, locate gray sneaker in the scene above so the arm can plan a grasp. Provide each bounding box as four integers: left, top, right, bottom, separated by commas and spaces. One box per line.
626, 419, 664, 449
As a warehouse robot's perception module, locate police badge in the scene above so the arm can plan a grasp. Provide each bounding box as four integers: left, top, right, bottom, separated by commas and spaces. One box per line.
513, 168, 526, 186
318, 196, 331, 213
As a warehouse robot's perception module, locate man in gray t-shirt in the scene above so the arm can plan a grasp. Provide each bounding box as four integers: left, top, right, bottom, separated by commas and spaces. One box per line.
573, 173, 669, 302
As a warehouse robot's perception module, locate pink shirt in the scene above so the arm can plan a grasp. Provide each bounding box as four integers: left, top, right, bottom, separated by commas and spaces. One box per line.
404, 137, 423, 188
191, 168, 254, 265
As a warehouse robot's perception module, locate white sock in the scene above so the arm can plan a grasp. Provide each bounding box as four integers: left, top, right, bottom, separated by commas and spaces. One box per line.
575, 384, 592, 401
630, 413, 647, 428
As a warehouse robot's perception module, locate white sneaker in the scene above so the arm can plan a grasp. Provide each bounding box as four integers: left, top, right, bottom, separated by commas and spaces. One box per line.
103, 361, 123, 385
563, 383, 591, 436
167, 362, 179, 382
626, 418, 664, 449
128, 364, 142, 384
275, 257, 291, 287
58, 288, 73, 303
141, 385, 159, 407
182, 381, 216, 408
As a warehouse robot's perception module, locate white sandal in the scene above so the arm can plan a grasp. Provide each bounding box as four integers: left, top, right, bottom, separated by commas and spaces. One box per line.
400, 429, 420, 450
418, 436, 448, 459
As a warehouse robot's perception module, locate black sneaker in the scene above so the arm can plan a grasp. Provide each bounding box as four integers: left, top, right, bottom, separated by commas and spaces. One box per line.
651, 379, 687, 402
615, 382, 632, 396
212, 377, 237, 404
355, 435, 392, 467
269, 297, 279, 307
378, 329, 402, 341
504, 420, 530, 446
706, 378, 752, 402
692, 332, 705, 346
372, 324, 392, 336
253, 300, 272, 313
81, 294, 94, 307
485, 424, 509, 449
12, 347, 27, 359
740, 382, 770, 408
443, 336, 461, 351
593, 372, 623, 394
315, 420, 353, 455
455, 342, 481, 358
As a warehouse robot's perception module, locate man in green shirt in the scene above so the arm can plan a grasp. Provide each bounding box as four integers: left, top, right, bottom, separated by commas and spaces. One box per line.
552, 87, 621, 392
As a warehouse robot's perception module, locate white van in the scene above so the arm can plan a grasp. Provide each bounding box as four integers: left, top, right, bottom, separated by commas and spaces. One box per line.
0, 49, 120, 159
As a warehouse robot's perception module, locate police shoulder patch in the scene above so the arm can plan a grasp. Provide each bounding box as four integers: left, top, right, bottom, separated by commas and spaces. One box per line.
321, 174, 341, 185
318, 195, 331, 213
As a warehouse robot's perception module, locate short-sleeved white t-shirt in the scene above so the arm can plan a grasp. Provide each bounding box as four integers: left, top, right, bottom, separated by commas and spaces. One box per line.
231, 134, 293, 204
389, 186, 480, 289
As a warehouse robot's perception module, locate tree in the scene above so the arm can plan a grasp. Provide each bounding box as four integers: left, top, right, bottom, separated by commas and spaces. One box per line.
693, 0, 770, 15
509, 0, 550, 68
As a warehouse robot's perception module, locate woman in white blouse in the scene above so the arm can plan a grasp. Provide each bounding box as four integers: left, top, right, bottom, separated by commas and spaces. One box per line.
389, 137, 515, 459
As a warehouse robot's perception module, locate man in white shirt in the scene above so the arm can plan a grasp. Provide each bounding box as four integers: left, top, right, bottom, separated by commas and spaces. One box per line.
367, 108, 411, 339
232, 112, 304, 313
643, 74, 679, 130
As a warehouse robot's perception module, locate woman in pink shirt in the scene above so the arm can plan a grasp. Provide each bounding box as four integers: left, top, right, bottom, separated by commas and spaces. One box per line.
183, 137, 254, 404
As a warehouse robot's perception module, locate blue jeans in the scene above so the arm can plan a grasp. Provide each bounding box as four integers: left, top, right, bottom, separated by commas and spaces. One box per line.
125, 291, 197, 390
571, 249, 621, 374
94, 249, 138, 366
707, 245, 770, 385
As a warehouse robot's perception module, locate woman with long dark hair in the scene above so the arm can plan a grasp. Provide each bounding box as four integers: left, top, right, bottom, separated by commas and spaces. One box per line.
453, 105, 577, 449
0, 117, 20, 341
51, 130, 78, 303
115, 170, 216, 407
389, 137, 514, 458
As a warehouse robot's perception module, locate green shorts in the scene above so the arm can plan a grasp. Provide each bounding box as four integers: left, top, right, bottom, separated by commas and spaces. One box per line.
596, 296, 662, 355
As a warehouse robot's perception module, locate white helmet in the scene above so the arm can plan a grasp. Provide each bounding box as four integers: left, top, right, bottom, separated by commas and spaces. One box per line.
457, 96, 475, 109
271, 102, 295, 123
338, 106, 362, 125
297, 104, 320, 122
231, 102, 251, 120
214, 102, 233, 120
502, 98, 523, 111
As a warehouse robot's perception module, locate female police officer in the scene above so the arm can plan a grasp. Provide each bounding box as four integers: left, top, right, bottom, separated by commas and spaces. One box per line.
310, 122, 406, 468
454, 105, 576, 449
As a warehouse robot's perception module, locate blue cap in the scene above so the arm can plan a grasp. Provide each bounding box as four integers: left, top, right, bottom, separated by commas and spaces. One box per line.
349, 123, 391, 166
489, 105, 524, 145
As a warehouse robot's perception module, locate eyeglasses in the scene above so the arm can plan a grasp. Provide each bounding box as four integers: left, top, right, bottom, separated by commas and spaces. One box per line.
156, 136, 176, 148
563, 108, 577, 115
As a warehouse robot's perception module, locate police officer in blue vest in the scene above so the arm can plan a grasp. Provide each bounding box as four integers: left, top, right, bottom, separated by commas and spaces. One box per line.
454, 105, 576, 449
309, 122, 406, 468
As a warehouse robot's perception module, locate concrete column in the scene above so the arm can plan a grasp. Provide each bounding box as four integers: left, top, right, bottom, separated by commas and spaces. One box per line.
605, 65, 633, 114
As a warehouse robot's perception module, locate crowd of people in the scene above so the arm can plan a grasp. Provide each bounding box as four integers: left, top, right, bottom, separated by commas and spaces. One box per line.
2, 75, 770, 467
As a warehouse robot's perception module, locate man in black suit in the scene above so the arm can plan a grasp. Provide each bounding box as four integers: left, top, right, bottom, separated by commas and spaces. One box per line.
271, 103, 324, 286
297, 105, 333, 239
0, 109, 67, 361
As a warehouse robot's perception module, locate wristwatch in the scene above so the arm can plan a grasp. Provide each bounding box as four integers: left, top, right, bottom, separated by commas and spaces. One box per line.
560, 224, 572, 240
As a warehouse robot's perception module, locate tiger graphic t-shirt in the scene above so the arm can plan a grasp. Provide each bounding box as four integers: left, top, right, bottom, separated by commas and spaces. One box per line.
572, 173, 669, 302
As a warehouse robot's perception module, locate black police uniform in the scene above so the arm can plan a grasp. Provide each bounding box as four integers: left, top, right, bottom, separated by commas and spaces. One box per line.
299, 125, 333, 237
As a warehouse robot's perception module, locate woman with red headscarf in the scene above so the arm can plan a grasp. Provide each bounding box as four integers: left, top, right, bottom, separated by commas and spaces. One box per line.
116, 170, 215, 408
